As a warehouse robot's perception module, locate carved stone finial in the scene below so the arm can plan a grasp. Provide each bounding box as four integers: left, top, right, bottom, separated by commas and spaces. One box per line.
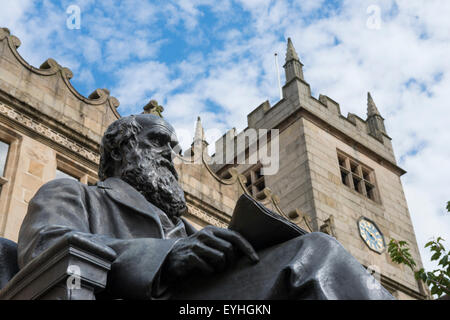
366, 92, 387, 137
283, 37, 304, 82
285, 37, 300, 63
192, 115, 209, 148
194, 116, 204, 142
142, 100, 164, 117
367, 92, 381, 117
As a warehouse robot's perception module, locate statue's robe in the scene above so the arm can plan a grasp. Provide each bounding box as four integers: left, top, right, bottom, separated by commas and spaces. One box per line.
18, 177, 394, 300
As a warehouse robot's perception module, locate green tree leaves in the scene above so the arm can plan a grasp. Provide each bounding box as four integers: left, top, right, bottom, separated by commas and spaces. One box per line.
389, 237, 450, 298
387, 202, 450, 298
388, 239, 416, 271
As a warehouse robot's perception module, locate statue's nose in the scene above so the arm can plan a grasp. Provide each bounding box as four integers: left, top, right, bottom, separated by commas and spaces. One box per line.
161, 144, 173, 161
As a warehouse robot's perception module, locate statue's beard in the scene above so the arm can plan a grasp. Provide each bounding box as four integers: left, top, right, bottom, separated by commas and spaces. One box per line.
119, 149, 187, 220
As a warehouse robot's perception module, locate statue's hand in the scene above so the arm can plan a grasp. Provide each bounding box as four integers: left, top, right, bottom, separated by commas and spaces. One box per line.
162, 226, 259, 282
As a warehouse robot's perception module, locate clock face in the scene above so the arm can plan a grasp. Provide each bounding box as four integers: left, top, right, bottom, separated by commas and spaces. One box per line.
358, 217, 385, 254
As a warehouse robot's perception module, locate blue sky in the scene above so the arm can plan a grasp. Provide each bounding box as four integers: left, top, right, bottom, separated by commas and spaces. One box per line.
1, 0, 450, 282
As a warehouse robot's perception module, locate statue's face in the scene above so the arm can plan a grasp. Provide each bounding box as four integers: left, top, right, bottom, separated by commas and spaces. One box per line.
118, 118, 187, 219
133, 123, 181, 178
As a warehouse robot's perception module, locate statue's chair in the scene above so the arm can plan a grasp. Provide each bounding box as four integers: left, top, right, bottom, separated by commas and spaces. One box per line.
0, 235, 116, 300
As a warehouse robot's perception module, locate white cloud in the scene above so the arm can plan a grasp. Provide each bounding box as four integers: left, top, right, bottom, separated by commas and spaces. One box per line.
292, 0, 327, 14
0, 0, 34, 30
81, 37, 102, 63
112, 60, 182, 113
162, 0, 212, 31
77, 68, 95, 89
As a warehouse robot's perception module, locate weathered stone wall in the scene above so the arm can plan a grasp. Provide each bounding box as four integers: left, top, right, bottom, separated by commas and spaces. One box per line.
176, 145, 292, 230
0, 28, 118, 241
0, 123, 98, 241
176, 151, 241, 229
300, 116, 423, 294
263, 119, 315, 222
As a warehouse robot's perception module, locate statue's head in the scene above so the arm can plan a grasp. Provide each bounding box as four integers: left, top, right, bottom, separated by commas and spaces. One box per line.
99, 114, 186, 219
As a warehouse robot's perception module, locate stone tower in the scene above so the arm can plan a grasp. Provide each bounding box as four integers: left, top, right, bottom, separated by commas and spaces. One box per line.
215, 38, 428, 299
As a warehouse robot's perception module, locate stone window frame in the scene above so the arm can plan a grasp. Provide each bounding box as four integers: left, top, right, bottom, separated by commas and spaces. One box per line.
0, 141, 10, 186
0, 124, 22, 235
55, 154, 98, 186
242, 163, 266, 200
337, 150, 380, 203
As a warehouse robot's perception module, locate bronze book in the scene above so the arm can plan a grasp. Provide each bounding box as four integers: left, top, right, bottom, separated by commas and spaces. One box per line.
228, 193, 308, 251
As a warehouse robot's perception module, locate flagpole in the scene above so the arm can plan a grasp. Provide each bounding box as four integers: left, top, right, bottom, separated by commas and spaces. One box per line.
274, 53, 283, 100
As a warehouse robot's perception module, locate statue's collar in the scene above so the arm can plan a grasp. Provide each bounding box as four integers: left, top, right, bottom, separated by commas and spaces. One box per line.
98, 177, 139, 192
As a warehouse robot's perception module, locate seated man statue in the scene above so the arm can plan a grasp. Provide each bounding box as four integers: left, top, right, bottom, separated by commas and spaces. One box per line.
17, 114, 394, 300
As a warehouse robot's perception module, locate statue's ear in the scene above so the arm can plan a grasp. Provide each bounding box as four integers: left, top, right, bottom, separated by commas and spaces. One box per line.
110, 148, 122, 161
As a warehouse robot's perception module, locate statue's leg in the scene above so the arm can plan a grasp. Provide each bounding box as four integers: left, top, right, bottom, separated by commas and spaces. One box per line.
0, 238, 19, 291
171, 232, 394, 300
270, 232, 394, 300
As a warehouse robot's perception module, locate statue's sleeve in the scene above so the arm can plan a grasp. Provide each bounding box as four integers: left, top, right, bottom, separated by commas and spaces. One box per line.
17, 178, 177, 299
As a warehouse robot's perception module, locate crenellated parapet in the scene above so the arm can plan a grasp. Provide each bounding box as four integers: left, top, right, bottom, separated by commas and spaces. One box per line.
0, 27, 120, 162
246, 38, 403, 175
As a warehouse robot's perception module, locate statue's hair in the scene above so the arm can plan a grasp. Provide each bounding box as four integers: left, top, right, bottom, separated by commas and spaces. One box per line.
98, 115, 143, 181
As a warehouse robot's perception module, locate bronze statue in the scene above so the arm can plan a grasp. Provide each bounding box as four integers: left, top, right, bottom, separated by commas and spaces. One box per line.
15, 114, 394, 299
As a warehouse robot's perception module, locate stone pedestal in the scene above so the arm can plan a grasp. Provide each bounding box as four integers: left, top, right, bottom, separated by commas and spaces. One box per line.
0, 235, 116, 300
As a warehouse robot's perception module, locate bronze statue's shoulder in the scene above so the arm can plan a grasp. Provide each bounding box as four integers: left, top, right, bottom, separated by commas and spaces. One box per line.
34, 178, 85, 195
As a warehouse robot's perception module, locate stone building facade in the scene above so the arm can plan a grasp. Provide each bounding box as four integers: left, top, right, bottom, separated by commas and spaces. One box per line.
0, 28, 428, 299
